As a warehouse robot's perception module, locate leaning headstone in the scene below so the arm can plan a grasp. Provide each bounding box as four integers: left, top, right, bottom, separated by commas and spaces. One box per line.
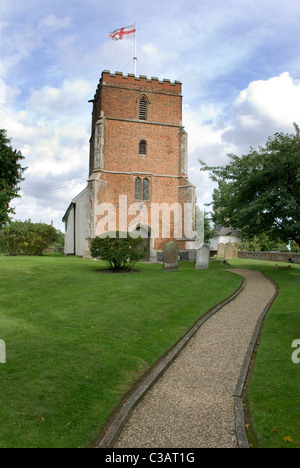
218, 242, 225, 258
195, 243, 210, 269
224, 244, 238, 259
163, 241, 179, 271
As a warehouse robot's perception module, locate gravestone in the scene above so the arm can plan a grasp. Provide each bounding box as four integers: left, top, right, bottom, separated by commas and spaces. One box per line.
163, 241, 179, 271
218, 242, 225, 258
195, 243, 210, 269
224, 244, 238, 259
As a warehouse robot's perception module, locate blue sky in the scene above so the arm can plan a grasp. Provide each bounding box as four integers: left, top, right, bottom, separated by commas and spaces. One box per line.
1, 0, 300, 230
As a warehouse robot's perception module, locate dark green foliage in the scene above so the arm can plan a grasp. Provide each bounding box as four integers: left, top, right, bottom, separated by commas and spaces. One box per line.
49, 229, 65, 249
0, 220, 58, 255
0, 129, 26, 227
200, 124, 300, 247
236, 234, 289, 252
290, 240, 300, 252
90, 231, 146, 270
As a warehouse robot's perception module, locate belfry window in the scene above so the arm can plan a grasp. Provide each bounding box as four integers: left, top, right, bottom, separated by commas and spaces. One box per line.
139, 97, 147, 120
135, 177, 141, 200
139, 140, 147, 155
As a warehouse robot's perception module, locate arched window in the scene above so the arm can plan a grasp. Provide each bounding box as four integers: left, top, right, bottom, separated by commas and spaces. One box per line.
143, 178, 149, 200
135, 177, 141, 200
139, 140, 147, 155
139, 97, 147, 120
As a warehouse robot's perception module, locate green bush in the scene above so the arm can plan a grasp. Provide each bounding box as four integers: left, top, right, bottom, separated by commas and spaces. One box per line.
290, 240, 300, 253
0, 221, 58, 256
90, 231, 146, 270
236, 234, 289, 252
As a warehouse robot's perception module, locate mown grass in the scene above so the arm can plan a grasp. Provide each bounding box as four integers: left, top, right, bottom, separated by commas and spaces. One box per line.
0, 255, 241, 448
227, 259, 300, 448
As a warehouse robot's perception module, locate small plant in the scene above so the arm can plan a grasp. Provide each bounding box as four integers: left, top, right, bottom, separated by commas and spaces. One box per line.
90, 231, 146, 271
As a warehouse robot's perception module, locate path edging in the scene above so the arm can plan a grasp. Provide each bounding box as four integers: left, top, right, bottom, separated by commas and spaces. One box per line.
233, 272, 280, 449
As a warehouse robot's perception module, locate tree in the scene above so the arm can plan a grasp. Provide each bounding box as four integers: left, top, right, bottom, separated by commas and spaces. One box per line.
49, 229, 65, 250
0, 221, 58, 256
0, 130, 26, 227
236, 234, 289, 252
200, 124, 300, 247
90, 232, 146, 271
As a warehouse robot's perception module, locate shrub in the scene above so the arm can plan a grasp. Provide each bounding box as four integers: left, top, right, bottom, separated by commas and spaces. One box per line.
236, 234, 289, 252
0, 221, 58, 256
290, 240, 300, 253
90, 231, 146, 271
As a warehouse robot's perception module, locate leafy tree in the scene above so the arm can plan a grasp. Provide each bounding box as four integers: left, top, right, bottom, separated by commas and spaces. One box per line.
90, 232, 146, 270
200, 124, 300, 247
236, 234, 289, 252
48, 229, 65, 249
290, 240, 300, 253
0, 221, 58, 256
0, 130, 26, 227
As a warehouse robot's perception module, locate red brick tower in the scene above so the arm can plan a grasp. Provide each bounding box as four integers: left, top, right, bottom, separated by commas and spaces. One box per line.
86, 70, 195, 261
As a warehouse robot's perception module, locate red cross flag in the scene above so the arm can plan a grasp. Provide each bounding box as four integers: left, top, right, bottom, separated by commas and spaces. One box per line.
109, 24, 136, 41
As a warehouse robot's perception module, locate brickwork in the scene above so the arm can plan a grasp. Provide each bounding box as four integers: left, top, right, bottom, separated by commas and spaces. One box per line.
87, 70, 196, 260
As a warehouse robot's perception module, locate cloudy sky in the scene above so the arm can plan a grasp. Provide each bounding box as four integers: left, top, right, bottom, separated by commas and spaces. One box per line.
1, 0, 300, 231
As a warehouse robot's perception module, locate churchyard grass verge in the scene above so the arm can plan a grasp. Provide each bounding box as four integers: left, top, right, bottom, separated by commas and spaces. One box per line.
228, 259, 300, 448
0, 255, 240, 448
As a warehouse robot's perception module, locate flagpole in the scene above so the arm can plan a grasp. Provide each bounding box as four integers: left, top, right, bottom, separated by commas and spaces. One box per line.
134, 24, 137, 76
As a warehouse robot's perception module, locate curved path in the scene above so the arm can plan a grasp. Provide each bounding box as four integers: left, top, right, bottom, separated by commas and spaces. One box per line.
110, 270, 277, 449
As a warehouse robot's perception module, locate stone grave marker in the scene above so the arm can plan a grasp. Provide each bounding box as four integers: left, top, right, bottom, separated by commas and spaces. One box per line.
195, 243, 210, 269
224, 244, 238, 259
217, 242, 225, 258
163, 241, 179, 271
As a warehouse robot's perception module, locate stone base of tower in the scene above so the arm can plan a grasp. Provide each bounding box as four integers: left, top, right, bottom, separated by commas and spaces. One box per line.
82, 246, 197, 263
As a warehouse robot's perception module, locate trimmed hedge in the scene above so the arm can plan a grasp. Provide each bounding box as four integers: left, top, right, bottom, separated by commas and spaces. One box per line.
90, 231, 146, 270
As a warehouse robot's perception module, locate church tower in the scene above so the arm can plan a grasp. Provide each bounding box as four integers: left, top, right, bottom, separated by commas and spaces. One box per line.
63, 70, 196, 260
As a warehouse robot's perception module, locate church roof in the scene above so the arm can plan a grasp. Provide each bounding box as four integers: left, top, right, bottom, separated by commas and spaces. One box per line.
215, 224, 240, 237
62, 186, 88, 222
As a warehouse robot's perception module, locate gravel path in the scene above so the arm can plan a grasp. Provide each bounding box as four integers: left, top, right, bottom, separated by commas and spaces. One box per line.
114, 270, 276, 448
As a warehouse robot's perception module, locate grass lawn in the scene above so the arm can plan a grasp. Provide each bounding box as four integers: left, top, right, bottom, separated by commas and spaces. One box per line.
0, 255, 241, 448
228, 259, 300, 449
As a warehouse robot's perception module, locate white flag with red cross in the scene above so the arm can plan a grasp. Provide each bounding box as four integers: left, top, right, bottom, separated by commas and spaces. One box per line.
109, 24, 136, 41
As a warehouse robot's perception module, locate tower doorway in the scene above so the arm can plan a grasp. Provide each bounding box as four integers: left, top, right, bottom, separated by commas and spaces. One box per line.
135, 225, 151, 262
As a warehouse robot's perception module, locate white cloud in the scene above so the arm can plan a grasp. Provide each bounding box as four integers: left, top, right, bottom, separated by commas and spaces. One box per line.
29, 79, 92, 119
235, 72, 300, 126
185, 72, 300, 211
38, 14, 71, 32
0, 106, 38, 143
0, 79, 6, 104
183, 103, 229, 154
141, 42, 179, 70
223, 72, 300, 152
2, 78, 92, 229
